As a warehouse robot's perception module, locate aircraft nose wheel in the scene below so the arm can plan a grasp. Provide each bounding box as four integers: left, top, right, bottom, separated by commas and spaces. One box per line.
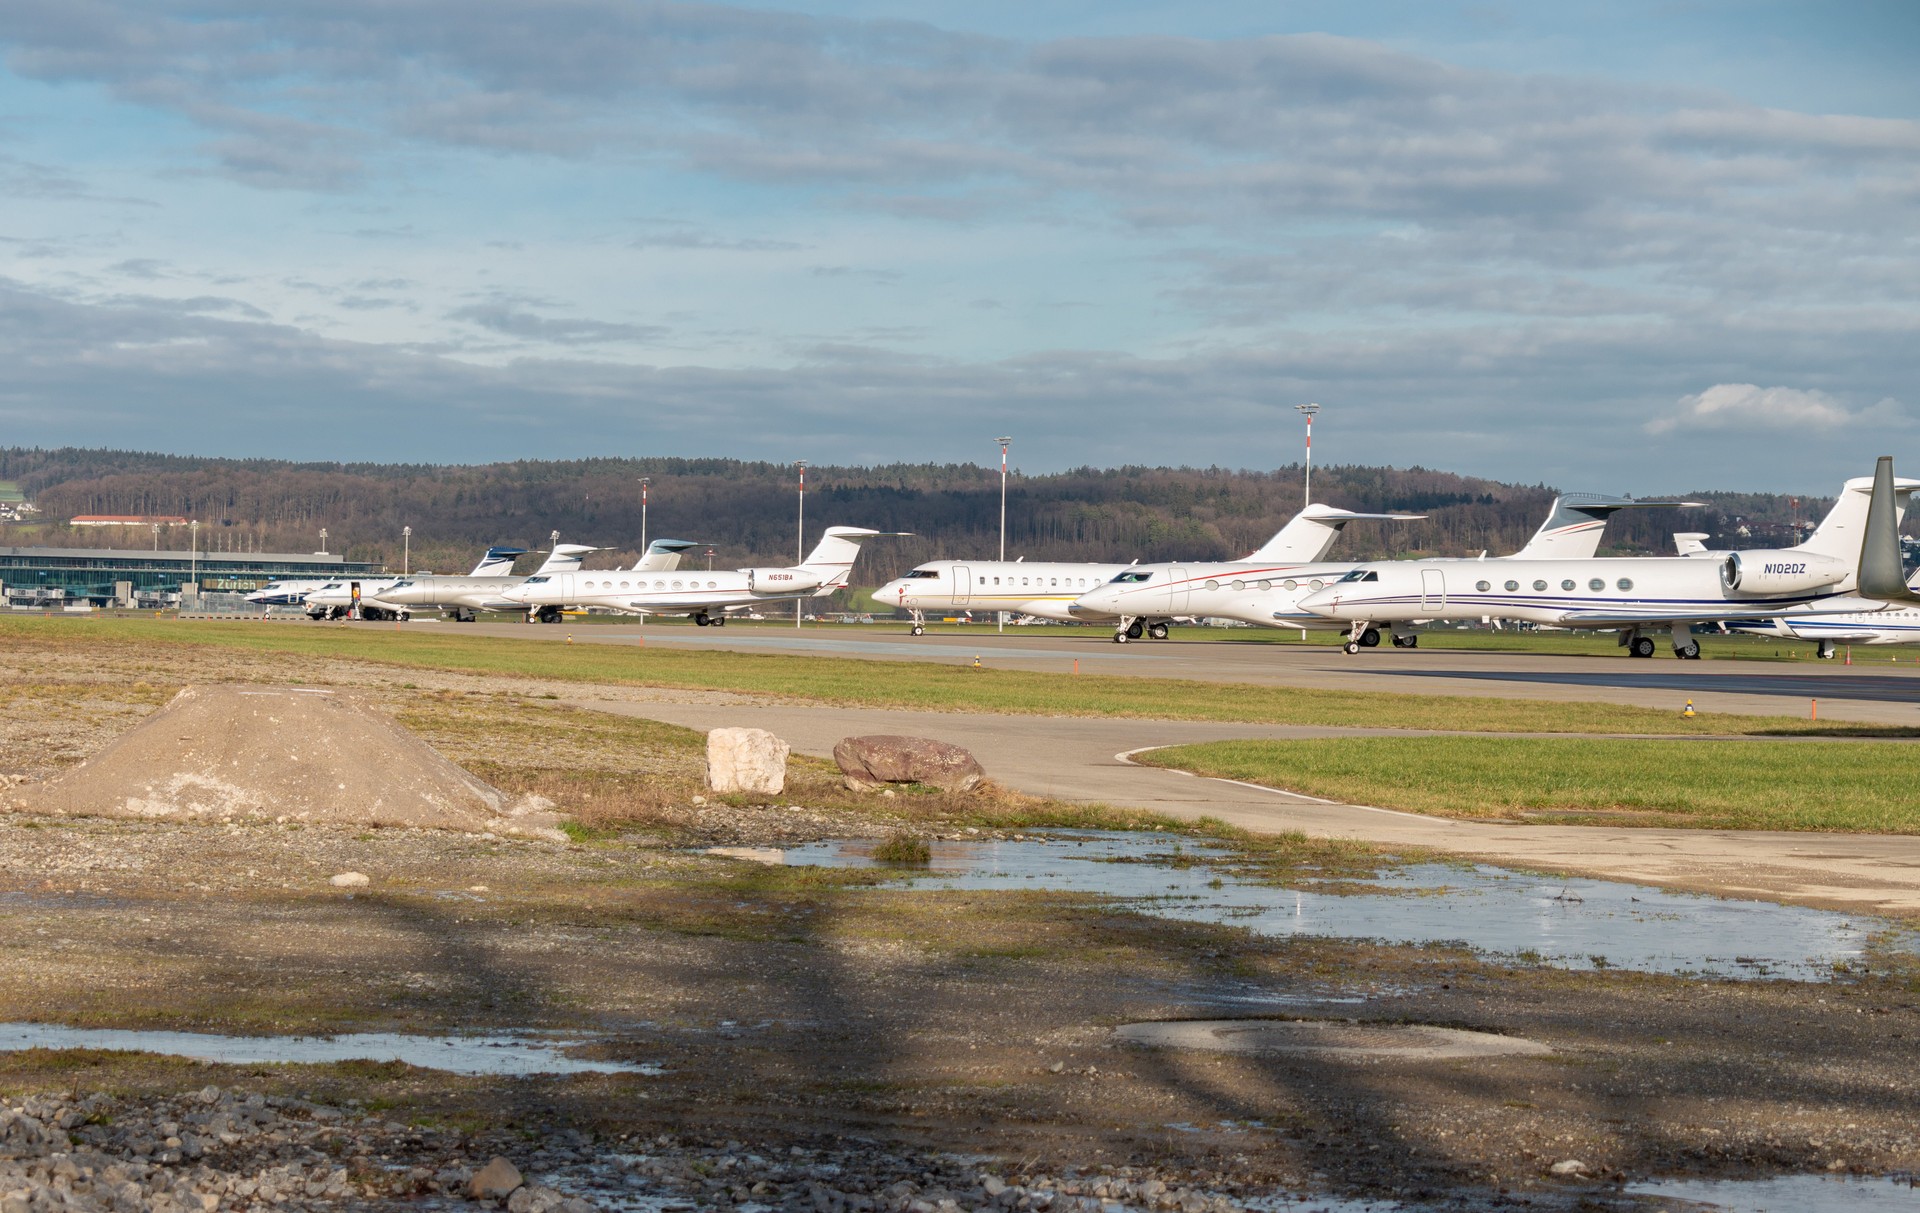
910, 625, 925, 636
1343, 641, 1361, 654
1113, 630, 1130, 644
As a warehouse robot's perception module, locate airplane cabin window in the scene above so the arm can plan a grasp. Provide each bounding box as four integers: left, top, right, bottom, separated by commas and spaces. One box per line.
1504, 580, 1519, 592
1475, 580, 1491, 593
1533, 580, 1548, 591
1617, 578, 1634, 591
1310, 579, 1324, 590
620, 581, 630, 589
1204, 580, 1219, 591
672, 580, 683, 589
1256, 580, 1271, 590
1230, 580, 1245, 591
1588, 578, 1606, 592
1560, 579, 1576, 591
1284, 580, 1297, 591
707, 581, 717, 589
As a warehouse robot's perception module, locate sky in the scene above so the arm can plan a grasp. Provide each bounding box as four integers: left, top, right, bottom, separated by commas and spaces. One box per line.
1, 1, 1916, 492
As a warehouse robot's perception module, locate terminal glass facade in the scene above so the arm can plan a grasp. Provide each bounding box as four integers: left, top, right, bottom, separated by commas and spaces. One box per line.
0, 547, 384, 604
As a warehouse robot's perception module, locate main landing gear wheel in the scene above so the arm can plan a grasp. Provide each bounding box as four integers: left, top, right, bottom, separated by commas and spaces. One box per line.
1359, 627, 1381, 648
1675, 641, 1701, 660
1391, 634, 1418, 648
1148, 622, 1170, 641
1630, 636, 1656, 659
712, 614, 727, 627
1817, 640, 1835, 660
694, 612, 711, 627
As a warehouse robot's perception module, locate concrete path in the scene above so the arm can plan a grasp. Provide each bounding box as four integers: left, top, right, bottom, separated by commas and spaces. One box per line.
570, 697, 1920, 917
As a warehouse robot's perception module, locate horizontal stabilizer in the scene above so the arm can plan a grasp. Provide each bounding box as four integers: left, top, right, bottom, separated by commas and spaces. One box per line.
1244, 503, 1425, 563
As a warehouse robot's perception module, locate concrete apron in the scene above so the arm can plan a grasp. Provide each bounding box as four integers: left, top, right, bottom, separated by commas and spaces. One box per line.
565, 698, 1920, 919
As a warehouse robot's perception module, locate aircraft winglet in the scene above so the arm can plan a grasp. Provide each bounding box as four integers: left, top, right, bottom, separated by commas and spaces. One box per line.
1858, 456, 1920, 606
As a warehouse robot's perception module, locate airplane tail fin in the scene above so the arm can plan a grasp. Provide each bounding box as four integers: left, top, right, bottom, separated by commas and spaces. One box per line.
532, 544, 601, 576
1243, 503, 1424, 563
1796, 473, 1920, 560
469, 546, 527, 577
1512, 494, 1703, 560
1858, 457, 1920, 606
631, 539, 701, 573
797, 527, 886, 590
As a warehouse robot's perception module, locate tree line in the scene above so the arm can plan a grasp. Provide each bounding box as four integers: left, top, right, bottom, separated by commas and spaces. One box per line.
0, 447, 1837, 582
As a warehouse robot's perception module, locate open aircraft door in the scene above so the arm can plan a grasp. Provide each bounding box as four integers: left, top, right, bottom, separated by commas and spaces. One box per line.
1420, 569, 1446, 612
953, 566, 971, 607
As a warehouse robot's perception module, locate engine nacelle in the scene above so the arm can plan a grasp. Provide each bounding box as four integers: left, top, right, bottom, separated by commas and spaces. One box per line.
1719, 550, 1847, 595
745, 568, 826, 593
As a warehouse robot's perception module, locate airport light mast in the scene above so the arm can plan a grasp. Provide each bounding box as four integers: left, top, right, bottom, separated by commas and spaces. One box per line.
1295, 403, 1320, 506
997, 436, 1012, 634
637, 477, 649, 554
402, 526, 411, 576
795, 460, 808, 629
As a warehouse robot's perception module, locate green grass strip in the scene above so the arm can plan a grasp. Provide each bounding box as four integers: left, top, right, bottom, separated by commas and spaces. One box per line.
0, 614, 1898, 737
1139, 737, 1920, 832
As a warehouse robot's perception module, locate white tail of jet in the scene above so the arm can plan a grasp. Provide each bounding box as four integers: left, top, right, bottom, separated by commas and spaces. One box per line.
1242, 503, 1426, 563
532, 544, 600, 576
798, 527, 886, 592
632, 539, 700, 573
469, 546, 526, 576
1512, 494, 1704, 560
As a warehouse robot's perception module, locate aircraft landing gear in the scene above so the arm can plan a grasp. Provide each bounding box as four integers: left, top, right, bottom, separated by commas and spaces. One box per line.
1817, 639, 1836, 660
1148, 622, 1170, 641
711, 613, 727, 627
694, 612, 711, 627
1390, 633, 1418, 648
1359, 627, 1381, 648
1670, 622, 1701, 659
1630, 635, 1656, 659
1343, 620, 1375, 655
1114, 618, 1145, 644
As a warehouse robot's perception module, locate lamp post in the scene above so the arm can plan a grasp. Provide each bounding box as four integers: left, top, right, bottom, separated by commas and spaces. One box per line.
1294, 403, 1321, 507
150, 524, 159, 553
638, 477, 650, 555
319, 527, 328, 555
795, 460, 808, 628
189, 520, 199, 597
402, 526, 411, 576
996, 436, 1012, 633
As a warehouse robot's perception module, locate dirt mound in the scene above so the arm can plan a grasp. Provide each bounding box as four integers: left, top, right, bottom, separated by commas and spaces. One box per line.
11, 685, 564, 839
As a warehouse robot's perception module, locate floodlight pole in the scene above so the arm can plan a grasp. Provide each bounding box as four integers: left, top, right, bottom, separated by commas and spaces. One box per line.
402, 526, 411, 576
189, 520, 198, 592
1295, 403, 1321, 507
996, 436, 1012, 634
795, 460, 808, 629
638, 477, 649, 554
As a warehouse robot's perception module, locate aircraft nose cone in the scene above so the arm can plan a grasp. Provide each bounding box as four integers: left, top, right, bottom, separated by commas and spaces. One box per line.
1297, 588, 1345, 617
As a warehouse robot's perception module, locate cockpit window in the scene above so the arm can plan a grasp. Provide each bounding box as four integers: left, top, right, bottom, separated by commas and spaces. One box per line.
524, 575, 551, 584
1111, 571, 1155, 584
1335, 569, 1380, 583
904, 570, 940, 580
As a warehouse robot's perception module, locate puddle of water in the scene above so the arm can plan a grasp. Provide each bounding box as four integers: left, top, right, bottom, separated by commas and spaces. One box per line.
0, 1023, 660, 1077
764, 833, 1914, 981
1625, 1172, 1920, 1210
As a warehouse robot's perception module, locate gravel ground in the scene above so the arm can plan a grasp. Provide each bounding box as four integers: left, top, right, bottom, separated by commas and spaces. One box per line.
1, 631, 1918, 1212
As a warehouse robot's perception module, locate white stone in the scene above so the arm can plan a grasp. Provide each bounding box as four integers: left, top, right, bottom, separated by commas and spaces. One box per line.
328, 872, 370, 888
704, 728, 790, 796
1548, 1159, 1589, 1177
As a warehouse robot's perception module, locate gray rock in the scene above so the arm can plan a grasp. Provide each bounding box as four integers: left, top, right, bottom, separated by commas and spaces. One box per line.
833, 736, 984, 793
705, 728, 790, 795
471, 1155, 525, 1199
328, 871, 370, 888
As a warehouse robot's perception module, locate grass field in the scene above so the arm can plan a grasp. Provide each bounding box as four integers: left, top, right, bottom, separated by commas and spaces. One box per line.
1138, 736, 1920, 832
2, 614, 1901, 738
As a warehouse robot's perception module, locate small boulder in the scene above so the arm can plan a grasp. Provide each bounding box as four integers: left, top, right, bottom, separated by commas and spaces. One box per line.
1548, 1159, 1590, 1177
834, 735, 984, 793
329, 872, 371, 889
705, 728, 790, 796
470, 1156, 524, 1200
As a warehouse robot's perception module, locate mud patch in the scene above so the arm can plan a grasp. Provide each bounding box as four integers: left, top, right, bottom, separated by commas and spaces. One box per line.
1115, 1019, 1553, 1060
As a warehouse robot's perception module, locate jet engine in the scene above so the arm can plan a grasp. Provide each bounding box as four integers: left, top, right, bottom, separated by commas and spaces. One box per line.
745, 568, 826, 593
1719, 551, 1847, 595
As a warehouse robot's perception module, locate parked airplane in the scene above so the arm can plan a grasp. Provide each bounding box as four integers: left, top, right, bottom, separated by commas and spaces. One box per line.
870, 504, 1417, 635
247, 546, 526, 609
502, 527, 886, 624
1068, 493, 1688, 644
374, 539, 703, 622
1297, 465, 1917, 656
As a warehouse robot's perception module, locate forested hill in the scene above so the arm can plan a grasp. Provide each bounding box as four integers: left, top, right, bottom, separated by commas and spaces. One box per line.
0, 448, 1829, 580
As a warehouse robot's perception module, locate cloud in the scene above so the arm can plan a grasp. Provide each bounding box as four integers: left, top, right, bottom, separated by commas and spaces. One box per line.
1646, 383, 1901, 435
447, 302, 667, 345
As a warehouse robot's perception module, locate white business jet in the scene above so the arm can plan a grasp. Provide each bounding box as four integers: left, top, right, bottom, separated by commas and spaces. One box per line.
1069, 492, 1691, 645
376, 538, 702, 623
871, 504, 1415, 635
249, 545, 527, 611
1297, 464, 1917, 657
503, 527, 887, 624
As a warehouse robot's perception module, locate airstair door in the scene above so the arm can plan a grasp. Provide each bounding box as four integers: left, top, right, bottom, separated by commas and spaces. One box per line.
1168, 568, 1191, 614
1420, 569, 1446, 611
953, 566, 971, 607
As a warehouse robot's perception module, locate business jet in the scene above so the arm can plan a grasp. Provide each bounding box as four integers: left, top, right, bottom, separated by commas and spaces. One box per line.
503, 527, 887, 624
248, 545, 527, 610
870, 504, 1419, 635
1297, 464, 1918, 657
374, 539, 704, 623
1068, 492, 1689, 645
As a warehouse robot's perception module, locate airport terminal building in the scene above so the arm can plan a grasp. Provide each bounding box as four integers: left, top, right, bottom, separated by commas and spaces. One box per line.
0, 546, 385, 607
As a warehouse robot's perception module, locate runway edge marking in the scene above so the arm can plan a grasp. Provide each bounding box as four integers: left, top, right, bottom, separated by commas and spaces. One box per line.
1113, 745, 1450, 825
